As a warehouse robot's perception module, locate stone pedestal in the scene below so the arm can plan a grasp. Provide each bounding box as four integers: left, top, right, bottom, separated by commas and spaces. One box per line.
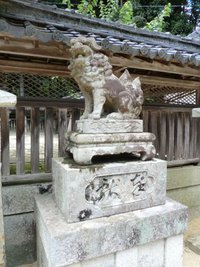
53, 158, 166, 222
36, 155, 187, 267
36, 195, 187, 267
66, 119, 156, 165
75, 119, 144, 133
36, 117, 187, 266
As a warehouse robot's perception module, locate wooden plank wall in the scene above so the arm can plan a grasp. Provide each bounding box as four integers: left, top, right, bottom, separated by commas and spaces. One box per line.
0, 101, 199, 178
143, 106, 200, 166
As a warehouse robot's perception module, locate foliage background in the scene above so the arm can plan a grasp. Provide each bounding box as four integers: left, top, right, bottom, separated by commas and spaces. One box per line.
38, 0, 200, 35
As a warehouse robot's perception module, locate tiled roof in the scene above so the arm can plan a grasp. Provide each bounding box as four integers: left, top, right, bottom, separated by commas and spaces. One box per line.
0, 0, 200, 67
187, 21, 200, 43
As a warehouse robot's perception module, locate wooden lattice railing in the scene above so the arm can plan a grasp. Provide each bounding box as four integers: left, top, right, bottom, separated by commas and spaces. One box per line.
0, 99, 199, 178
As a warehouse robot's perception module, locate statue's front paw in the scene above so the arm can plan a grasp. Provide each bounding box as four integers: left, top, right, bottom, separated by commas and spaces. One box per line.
80, 113, 89, 120
106, 112, 123, 120
88, 112, 101, 120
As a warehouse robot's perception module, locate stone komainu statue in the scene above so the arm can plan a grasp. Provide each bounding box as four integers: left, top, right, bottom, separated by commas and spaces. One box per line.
69, 37, 144, 120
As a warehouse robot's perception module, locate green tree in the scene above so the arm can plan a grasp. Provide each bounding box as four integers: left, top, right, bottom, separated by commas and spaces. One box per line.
132, 0, 197, 35
39, 0, 198, 36
119, 1, 133, 24
190, 0, 200, 24
169, 12, 193, 35
144, 3, 172, 32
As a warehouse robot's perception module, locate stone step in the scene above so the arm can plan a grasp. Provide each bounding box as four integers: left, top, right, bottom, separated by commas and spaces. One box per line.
36, 195, 187, 267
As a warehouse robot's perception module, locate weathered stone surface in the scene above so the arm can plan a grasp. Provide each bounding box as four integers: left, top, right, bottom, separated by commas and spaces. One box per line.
75, 119, 143, 133
165, 235, 183, 267
81, 254, 114, 267
53, 158, 166, 222
67, 132, 156, 164
37, 236, 184, 267
117, 235, 183, 267
2, 181, 51, 267
2, 183, 52, 215
36, 195, 187, 266
4, 213, 36, 267
116, 247, 137, 267
37, 232, 50, 267
138, 239, 164, 267
0, 90, 16, 107
69, 132, 154, 143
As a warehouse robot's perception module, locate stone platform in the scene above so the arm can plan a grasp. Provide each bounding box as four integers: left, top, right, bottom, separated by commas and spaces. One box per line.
52, 158, 167, 223
75, 119, 143, 133
67, 132, 156, 164
66, 119, 156, 164
36, 195, 187, 267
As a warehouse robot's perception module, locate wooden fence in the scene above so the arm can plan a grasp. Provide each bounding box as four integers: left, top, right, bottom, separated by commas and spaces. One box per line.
143, 106, 200, 166
0, 98, 199, 179
0, 98, 83, 178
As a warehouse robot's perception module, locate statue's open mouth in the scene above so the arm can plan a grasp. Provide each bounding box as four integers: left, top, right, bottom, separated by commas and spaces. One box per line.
71, 42, 93, 58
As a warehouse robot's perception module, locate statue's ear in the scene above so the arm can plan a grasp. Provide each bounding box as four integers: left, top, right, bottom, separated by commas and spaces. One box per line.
133, 77, 141, 87
70, 38, 77, 45
119, 69, 131, 83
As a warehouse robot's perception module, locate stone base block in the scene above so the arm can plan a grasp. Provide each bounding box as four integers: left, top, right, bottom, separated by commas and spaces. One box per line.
75, 119, 143, 133
52, 158, 167, 223
67, 132, 156, 164
36, 195, 187, 267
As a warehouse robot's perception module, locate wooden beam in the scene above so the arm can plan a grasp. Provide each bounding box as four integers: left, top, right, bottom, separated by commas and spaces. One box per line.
110, 56, 200, 78
2, 173, 52, 185
0, 46, 68, 61
1, 43, 200, 81
134, 75, 200, 89
114, 69, 200, 89
0, 39, 70, 60
1, 36, 200, 79
0, 59, 69, 76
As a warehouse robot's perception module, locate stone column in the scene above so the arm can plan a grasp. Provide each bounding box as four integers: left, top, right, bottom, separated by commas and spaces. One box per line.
0, 90, 16, 266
